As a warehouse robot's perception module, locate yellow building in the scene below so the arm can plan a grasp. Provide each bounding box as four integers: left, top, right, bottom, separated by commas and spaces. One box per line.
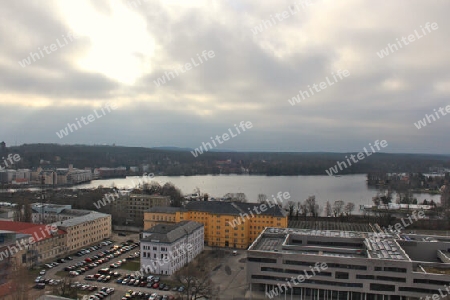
144, 201, 287, 249
53, 212, 111, 251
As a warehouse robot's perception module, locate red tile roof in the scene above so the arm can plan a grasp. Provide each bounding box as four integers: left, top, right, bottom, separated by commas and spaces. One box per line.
0, 221, 65, 240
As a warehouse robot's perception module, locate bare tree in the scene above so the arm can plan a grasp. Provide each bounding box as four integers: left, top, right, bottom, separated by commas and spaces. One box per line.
174, 256, 219, 300
9, 265, 35, 300
344, 202, 355, 216
332, 200, 345, 217
143, 181, 162, 194
296, 201, 302, 218
325, 201, 332, 217
257, 194, 268, 204
52, 276, 78, 298
285, 201, 295, 218
305, 196, 318, 217
223, 193, 248, 203
235, 193, 247, 203
441, 183, 450, 209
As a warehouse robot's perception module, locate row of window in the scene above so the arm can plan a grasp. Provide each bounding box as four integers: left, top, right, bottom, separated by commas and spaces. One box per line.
251, 275, 363, 288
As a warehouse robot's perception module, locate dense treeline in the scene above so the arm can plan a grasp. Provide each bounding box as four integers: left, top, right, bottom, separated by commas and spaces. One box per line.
3, 143, 450, 176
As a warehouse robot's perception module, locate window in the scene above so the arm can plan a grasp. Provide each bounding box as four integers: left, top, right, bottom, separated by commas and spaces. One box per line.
370, 283, 395, 292
248, 257, 276, 263
377, 276, 405, 282
356, 275, 374, 279
335, 272, 349, 279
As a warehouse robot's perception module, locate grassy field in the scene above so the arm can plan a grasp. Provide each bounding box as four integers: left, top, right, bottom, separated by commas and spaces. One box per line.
120, 261, 141, 271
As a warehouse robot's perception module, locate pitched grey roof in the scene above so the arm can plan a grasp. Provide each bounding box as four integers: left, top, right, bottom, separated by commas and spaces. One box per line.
145, 206, 187, 213
141, 221, 203, 244
53, 211, 110, 228
184, 201, 286, 217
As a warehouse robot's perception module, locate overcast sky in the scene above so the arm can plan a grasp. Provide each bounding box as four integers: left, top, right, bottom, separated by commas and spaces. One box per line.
1, 0, 449, 154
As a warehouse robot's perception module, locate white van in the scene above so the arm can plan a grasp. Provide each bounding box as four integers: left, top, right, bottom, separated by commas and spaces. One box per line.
147, 275, 154, 282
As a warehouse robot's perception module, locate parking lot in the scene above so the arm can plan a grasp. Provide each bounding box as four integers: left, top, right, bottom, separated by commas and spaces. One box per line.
34, 233, 182, 300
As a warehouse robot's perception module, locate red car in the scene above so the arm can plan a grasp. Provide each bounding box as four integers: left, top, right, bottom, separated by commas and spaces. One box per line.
152, 283, 159, 289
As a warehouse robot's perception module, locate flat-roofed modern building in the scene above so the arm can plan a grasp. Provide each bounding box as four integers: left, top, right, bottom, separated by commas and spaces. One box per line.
140, 221, 204, 275
247, 227, 450, 300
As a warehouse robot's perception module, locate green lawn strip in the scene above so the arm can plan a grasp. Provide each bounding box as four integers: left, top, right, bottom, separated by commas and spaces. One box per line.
120, 261, 141, 271
55, 270, 69, 278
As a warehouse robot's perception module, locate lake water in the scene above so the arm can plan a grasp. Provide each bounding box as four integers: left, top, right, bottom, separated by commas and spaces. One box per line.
73, 174, 441, 211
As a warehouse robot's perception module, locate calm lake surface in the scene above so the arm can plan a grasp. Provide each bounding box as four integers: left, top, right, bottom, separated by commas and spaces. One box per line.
74, 174, 441, 211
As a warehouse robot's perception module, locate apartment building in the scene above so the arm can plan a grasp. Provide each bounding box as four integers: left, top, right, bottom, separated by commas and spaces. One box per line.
0, 231, 16, 298
247, 227, 450, 300
52, 212, 111, 251
0, 222, 66, 266
143, 201, 287, 249
144, 207, 187, 229
112, 194, 170, 226
140, 221, 204, 275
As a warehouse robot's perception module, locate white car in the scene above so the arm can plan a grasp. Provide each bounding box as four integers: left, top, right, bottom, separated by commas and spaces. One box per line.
39, 270, 46, 275
149, 293, 158, 300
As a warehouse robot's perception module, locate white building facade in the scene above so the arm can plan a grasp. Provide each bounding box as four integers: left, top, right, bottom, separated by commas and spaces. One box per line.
140, 221, 204, 275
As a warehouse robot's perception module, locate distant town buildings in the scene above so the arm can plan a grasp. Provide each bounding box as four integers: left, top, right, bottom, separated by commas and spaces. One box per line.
0, 164, 92, 186
144, 201, 287, 249
93, 167, 126, 179
140, 221, 204, 275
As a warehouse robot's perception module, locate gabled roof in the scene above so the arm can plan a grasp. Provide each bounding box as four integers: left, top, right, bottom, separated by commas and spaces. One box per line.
145, 207, 187, 213
185, 201, 286, 217
0, 221, 65, 238
141, 221, 203, 244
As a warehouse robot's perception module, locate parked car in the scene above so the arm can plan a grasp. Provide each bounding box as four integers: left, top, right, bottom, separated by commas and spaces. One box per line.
39, 269, 46, 275
149, 294, 158, 300
34, 283, 45, 289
